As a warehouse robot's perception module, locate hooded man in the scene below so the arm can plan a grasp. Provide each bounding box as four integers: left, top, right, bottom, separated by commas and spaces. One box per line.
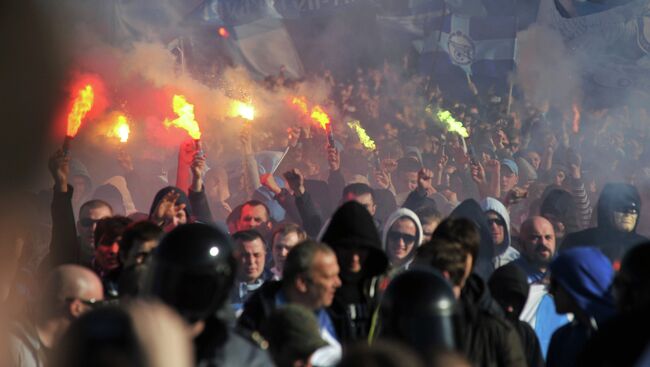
148, 186, 193, 232
447, 199, 495, 280
546, 247, 616, 367
562, 183, 648, 268
381, 208, 423, 273
481, 197, 520, 268
320, 201, 389, 343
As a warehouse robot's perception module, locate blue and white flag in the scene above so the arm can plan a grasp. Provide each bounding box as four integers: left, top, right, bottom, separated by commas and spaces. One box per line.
421, 14, 517, 77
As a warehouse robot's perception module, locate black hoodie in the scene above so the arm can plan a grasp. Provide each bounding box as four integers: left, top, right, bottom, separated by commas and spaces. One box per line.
448, 199, 495, 280
321, 201, 389, 343
148, 186, 193, 223
562, 183, 648, 265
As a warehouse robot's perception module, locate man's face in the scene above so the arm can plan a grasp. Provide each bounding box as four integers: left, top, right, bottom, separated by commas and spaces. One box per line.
525, 152, 541, 170
386, 218, 418, 265
78, 206, 112, 247
508, 137, 521, 154
272, 232, 301, 274
613, 209, 638, 233
95, 235, 121, 272
306, 251, 341, 308
396, 171, 418, 194
337, 246, 369, 274
421, 219, 440, 243
522, 218, 556, 269
238, 239, 266, 283
237, 204, 269, 232
486, 211, 506, 246
500, 167, 518, 193
344, 192, 376, 216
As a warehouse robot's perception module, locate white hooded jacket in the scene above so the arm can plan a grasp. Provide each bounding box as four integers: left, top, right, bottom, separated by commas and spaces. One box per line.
481, 197, 520, 268
381, 208, 424, 271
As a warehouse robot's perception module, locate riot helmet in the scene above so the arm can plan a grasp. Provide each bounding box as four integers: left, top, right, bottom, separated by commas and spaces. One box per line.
144, 223, 236, 323
380, 267, 457, 356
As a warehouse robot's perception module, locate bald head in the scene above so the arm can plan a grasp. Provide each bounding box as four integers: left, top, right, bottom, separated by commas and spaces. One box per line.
44, 265, 104, 307
520, 216, 556, 270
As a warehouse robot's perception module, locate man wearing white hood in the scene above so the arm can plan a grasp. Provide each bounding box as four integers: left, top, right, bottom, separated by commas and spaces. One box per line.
481, 197, 520, 268
381, 208, 424, 272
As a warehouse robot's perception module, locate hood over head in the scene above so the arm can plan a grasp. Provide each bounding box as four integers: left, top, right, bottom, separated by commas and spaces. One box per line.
481, 197, 511, 255
597, 183, 641, 232
550, 247, 615, 325
148, 186, 192, 221
69, 158, 93, 191
382, 208, 424, 265
93, 184, 125, 216
488, 262, 529, 318
321, 201, 388, 278
449, 199, 495, 279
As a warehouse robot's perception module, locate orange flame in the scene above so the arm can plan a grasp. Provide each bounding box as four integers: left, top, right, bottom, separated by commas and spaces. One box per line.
218, 27, 230, 38
108, 115, 130, 143
291, 96, 309, 115
67, 84, 94, 137
310, 105, 331, 131
572, 103, 580, 134
164, 95, 201, 139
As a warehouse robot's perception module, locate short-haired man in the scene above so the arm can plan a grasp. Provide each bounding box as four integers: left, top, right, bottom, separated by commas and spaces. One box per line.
270, 223, 307, 280
92, 216, 132, 298
239, 241, 343, 365
415, 206, 442, 243
231, 230, 268, 313
10, 265, 104, 367
512, 216, 569, 356
415, 238, 527, 367
236, 200, 272, 232
341, 183, 376, 217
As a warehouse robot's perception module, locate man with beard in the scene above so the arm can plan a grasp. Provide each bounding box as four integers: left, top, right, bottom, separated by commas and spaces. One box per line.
513, 216, 569, 356
321, 201, 389, 343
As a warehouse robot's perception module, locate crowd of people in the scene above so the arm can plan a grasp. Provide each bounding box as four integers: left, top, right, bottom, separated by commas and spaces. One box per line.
5, 1, 650, 366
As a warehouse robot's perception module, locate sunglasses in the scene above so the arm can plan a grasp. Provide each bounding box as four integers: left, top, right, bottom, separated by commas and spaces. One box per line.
615, 207, 638, 215
487, 218, 506, 227
388, 231, 417, 244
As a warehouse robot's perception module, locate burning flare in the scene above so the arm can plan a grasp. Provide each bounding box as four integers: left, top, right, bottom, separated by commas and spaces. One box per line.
229, 100, 255, 121
164, 95, 201, 139
426, 105, 469, 138
108, 115, 130, 143
310, 105, 330, 131
67, 84, 94, 137
291, 96, 309, 115
347, 120, 376, 151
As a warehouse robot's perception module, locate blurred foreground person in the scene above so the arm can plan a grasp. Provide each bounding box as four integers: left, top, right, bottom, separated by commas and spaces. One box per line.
145, 223, 272, 366
10, 265, 104, 367
118, 221, 164, 297
337, 340, 425, 367
52, 301, 193, 367
262, 304, 328, 367
576, 242, 650, 367
546, 247, 615, 367
378, 268, 457, 358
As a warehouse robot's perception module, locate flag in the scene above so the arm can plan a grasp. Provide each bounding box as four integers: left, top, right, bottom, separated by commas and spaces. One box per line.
421, 13, 517, 77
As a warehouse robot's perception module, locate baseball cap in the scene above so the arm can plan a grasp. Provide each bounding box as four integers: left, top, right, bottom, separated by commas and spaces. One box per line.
501, 159, 519, 176
263, 305, 328, 359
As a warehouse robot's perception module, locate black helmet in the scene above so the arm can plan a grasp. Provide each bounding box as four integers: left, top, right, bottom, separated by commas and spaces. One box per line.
380, 268, 457, 356
144, 223, 236, 323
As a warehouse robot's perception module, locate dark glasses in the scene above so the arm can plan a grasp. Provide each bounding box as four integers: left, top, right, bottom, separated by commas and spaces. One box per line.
388, 231, 417, 244
66, 297, 117, 308
487, 218, 506, 227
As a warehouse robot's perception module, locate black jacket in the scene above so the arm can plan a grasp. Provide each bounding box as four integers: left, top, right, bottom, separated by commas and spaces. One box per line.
321, 201, 389, 343
457, 293, 528, 367
562, 183, 648, 264
237, 281, 282, 333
